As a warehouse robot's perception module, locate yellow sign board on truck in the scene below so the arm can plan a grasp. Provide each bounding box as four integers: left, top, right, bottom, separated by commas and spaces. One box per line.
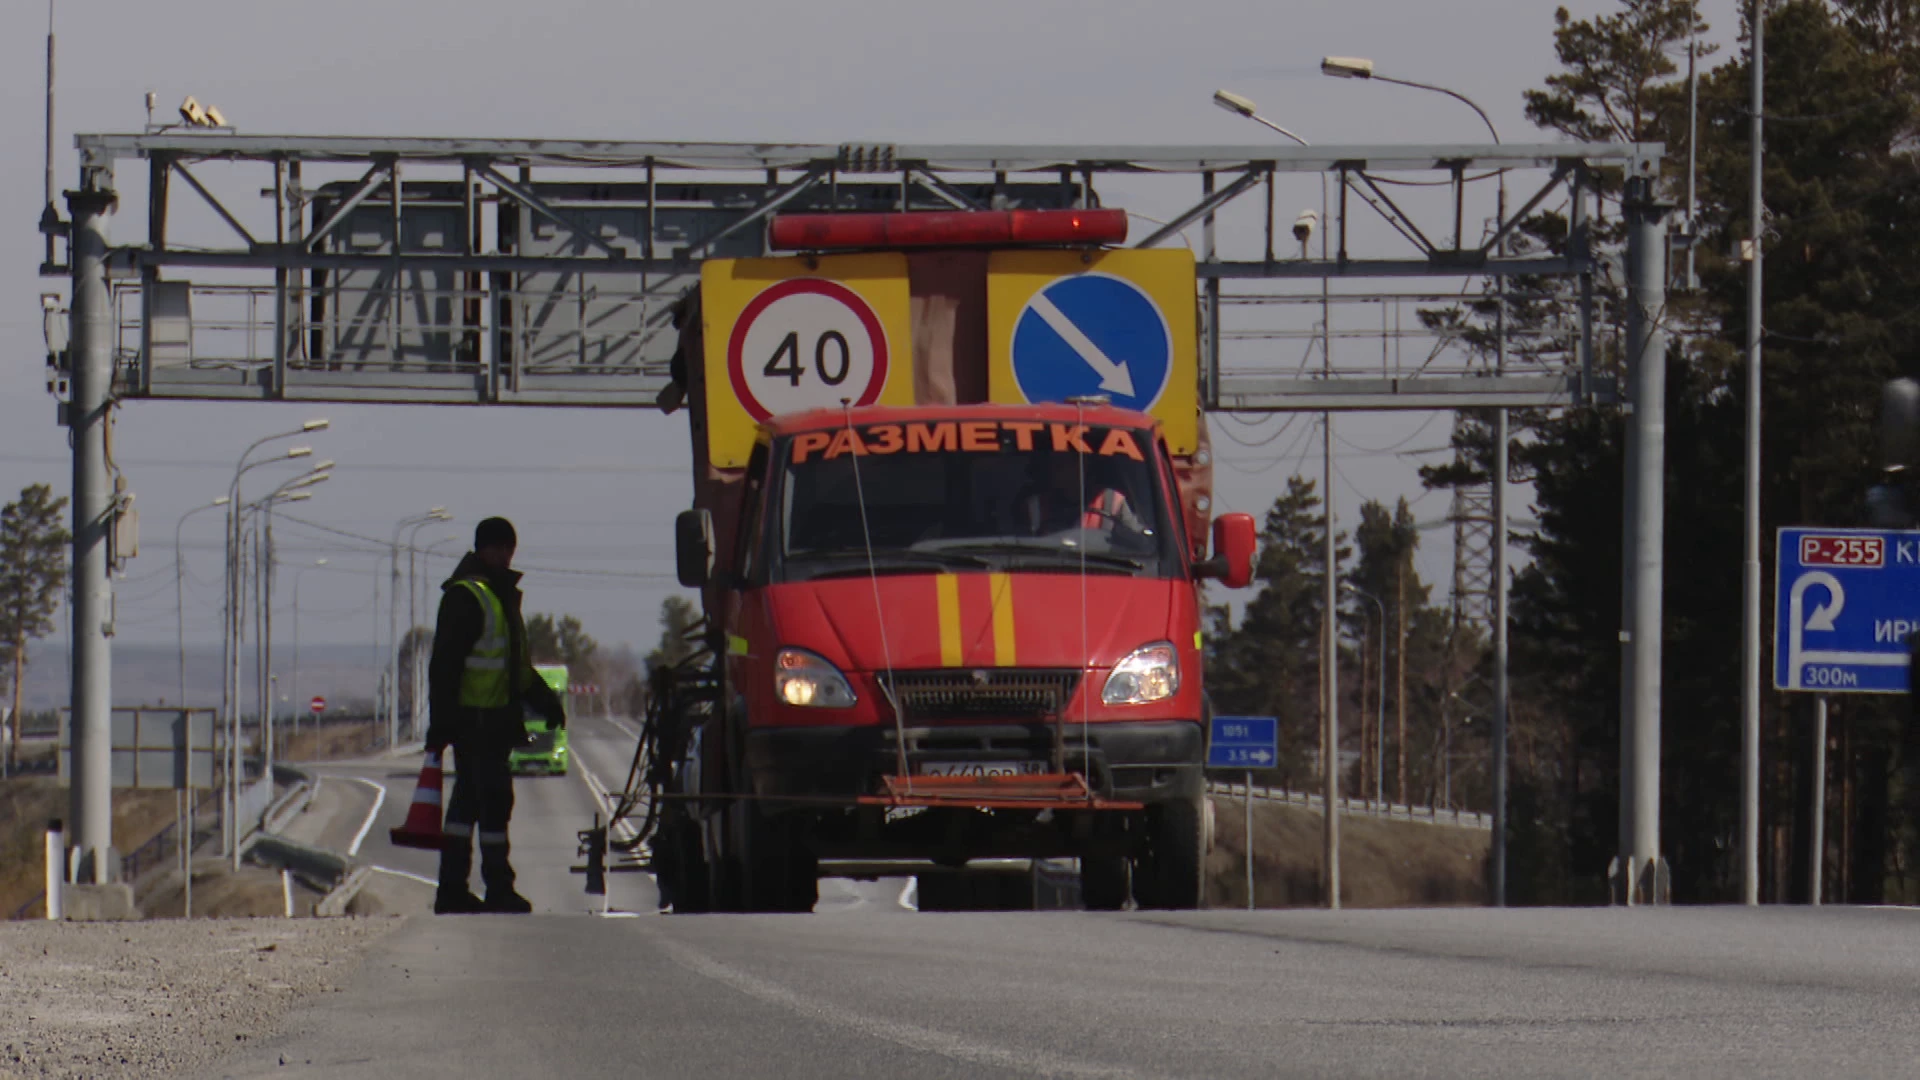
700, 254, 915, 468
984, 249, 1198, 455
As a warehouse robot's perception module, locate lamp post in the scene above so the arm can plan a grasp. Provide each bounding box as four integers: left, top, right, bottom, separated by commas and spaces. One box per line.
388, 509, 448, 746
1210, 89, 1340, 910
1344, 583, 1388, 809
405, 513, 453, 739
252, 465, 331, 782
221, 421, 326, 858
1322, 55, 1513, 906
289, 558, 327, 758
175, 496, 229, 708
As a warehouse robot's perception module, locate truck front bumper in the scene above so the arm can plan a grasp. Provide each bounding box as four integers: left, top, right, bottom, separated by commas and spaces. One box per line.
744, 719, 1203, 805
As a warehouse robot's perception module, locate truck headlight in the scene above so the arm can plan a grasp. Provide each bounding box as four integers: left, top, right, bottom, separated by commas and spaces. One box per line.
775, 647, 858, 708
1102, 641, 1180, 705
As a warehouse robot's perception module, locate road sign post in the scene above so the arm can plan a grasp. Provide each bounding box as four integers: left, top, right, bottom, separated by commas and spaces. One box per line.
1209, 715, 1277, 910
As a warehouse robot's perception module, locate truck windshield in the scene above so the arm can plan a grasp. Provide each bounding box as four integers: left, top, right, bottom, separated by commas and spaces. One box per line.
771, 419, 1182, 581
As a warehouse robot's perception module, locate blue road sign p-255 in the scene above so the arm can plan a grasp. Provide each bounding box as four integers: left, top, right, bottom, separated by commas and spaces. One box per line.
1209, 715, 1278, 769
1773, 527, 1920, 693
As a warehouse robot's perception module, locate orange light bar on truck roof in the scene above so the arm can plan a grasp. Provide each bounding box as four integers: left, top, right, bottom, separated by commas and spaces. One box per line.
767, 208, 1128, 251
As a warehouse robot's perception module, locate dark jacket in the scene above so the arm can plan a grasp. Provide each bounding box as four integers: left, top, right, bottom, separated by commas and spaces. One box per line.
426, 552, 566, 749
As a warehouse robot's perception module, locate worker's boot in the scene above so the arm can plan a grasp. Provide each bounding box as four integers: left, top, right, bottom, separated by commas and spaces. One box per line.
479, 831, 531, 914
435, 829, 484, 914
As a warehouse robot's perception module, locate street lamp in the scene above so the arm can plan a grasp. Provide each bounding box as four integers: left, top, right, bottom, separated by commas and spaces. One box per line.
1322, 56, 1512, 906
404, 511, 454, 735
388, 508, 450, 746
1210, 89, 1340, 910
220, 421, 326, 860
290, 558, 328, 754
1343, 583, 1388, 809
175, 496, 230, 708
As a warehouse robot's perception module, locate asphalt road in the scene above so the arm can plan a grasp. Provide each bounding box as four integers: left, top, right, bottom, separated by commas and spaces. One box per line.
250, 727, 1920, 1079
285, 714, 909, 914
213, 904, 1920, 1079
287, 714, 656, 913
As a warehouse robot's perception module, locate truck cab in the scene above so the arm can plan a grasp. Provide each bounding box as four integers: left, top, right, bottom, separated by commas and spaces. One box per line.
645, 207, 1256, 913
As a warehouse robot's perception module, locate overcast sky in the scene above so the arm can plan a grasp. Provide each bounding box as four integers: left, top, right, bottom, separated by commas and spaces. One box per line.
0, 1, 1738, 660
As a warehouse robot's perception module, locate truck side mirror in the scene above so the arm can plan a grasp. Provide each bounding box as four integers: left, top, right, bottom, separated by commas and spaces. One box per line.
1207, 512, 1257, 589
1885, 378, 1920, 471
675, 509, 714, 588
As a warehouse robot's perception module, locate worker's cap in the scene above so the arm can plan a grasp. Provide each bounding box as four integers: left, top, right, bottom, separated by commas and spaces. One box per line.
475, 517, 517, 551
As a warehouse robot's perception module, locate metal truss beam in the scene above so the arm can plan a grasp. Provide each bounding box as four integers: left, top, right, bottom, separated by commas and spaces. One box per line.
76, 133, 1660, 175
1214, 374, 1614, 412
130, 249, 1589, 279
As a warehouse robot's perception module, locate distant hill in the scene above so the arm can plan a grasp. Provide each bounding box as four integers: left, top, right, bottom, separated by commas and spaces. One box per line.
18, 643, 381, 713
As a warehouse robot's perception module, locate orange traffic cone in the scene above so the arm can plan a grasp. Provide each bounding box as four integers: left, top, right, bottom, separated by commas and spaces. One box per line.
389, 752, 447, 850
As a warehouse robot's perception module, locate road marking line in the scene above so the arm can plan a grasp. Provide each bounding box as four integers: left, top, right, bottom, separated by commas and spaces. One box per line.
575, 758, 639, 844
898, 879, 918, 912
348, 777, 388, 856
604, 715, 641, 741
368, 865, 437, 887
658, 937, 1150, 1079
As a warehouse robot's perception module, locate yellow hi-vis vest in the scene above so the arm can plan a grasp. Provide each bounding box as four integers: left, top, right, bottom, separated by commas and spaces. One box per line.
452, 578, 512, 708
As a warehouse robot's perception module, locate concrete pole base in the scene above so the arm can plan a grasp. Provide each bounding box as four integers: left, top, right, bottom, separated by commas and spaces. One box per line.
1607, 854, 1672, 905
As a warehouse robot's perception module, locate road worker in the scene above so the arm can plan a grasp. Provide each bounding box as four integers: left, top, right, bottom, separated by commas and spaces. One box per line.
425, 516, 567, 914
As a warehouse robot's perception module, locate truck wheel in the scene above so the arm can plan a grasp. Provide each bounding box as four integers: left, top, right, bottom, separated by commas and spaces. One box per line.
706, 803, 748, 912
661, 812, 711, 914
1080, 854, 1129, 911
745, 812, 818, 913
1135, 795, 1205, 910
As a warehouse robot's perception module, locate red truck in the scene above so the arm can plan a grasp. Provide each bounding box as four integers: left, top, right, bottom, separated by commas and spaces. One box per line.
638, 207, 1254, 912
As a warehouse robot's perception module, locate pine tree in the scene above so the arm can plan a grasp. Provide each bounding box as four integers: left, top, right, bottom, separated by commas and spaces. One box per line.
0, 484, 69, 767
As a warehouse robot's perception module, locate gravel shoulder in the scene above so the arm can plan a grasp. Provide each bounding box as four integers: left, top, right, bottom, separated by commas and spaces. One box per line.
0, 917, 400, 1079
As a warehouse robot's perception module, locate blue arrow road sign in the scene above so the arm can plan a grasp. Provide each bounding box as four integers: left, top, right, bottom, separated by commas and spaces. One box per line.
1010, 274, 1172, 413
1774, 527, 1920, 693
1209, 715, 1279, 769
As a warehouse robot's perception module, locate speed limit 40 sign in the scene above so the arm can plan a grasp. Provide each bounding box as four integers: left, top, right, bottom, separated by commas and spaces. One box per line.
701, 254, 913, 467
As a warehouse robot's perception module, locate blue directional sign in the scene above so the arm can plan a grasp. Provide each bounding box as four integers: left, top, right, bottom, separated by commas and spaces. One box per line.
1773, 527, 1920, 693
1208, 714, 1279, 769
1010, 274, 1173, 413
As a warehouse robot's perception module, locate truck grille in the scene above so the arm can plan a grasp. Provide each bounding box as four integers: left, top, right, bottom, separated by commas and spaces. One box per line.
882, 669, 1080, 722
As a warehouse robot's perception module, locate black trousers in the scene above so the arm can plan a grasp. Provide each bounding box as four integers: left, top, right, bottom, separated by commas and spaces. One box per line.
439, 734, 518, 896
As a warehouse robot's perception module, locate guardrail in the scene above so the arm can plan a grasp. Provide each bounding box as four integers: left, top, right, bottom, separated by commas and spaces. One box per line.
1206, 780, 1493, 831
122, 790, 222, 883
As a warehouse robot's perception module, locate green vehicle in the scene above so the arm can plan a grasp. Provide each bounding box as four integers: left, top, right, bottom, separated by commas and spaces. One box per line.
509, 664, 570, 775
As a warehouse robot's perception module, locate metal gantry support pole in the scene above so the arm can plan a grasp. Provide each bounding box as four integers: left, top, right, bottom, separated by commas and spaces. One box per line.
66, 184, 116, 885
1740, 0, 1767, 908
1620, 175, 1670, 904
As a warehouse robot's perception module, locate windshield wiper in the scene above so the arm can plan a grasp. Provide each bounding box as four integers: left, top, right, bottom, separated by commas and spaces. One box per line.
927, 541, 1145, 572
785, 549, 995, 580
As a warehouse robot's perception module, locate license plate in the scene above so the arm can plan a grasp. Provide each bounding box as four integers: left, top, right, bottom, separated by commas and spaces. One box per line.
917, 760, 1047, 779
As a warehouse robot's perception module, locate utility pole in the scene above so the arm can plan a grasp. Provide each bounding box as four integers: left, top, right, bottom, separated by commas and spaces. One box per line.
1396, 556, 1407, 806
1739, 0, 1766, 908
1323, 414, 1340, 910
1492, 181, 1511, 907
